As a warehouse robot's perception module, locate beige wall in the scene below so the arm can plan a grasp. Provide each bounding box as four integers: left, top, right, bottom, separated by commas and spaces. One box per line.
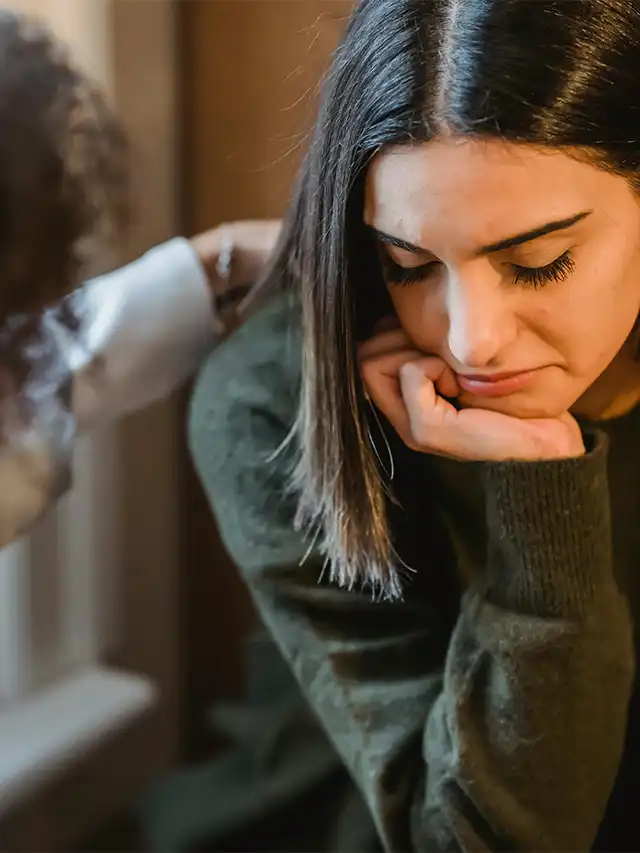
15, 0, 111, 84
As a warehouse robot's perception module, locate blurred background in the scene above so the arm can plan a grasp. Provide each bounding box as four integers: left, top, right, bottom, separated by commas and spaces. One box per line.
0, 1, 352, 850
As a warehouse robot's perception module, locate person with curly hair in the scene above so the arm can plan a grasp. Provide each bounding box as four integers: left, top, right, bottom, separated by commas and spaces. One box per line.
0, 9, 281, 544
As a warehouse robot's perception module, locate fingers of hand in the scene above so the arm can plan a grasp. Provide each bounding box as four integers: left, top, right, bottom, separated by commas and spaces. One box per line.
371, 315, 402, 336
359, 349, 419, 440
400, 361, 534, 459
398, 360, 461, 447
357, 326, 416, 361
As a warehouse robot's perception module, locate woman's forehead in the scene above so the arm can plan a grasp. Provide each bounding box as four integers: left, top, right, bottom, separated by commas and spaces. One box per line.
363, 138, 625, 252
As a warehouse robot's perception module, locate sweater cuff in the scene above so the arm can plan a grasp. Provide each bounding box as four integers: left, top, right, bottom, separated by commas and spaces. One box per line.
482, 429, 612, 618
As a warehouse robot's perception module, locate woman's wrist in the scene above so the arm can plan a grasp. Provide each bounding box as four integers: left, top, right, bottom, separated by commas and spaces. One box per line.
483, 427, 611, 617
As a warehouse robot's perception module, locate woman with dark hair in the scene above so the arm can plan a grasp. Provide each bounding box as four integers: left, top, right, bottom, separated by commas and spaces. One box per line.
190, 0, 640, 849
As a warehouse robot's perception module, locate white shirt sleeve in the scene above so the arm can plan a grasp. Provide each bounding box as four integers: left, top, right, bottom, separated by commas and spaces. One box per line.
69, 237, 216, 431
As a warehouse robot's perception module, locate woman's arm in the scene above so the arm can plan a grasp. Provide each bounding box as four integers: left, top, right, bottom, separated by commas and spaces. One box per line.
71, 237, 212, 429
190, 295, 633, 852
72, 220, 281, 431
0, 220, 280, 548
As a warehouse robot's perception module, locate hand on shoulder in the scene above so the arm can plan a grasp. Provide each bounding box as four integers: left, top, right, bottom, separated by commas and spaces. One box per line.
190, 219, 282, 333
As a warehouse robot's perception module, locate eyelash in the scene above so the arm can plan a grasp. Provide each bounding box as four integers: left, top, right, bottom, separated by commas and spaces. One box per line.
382, 250, 576, 290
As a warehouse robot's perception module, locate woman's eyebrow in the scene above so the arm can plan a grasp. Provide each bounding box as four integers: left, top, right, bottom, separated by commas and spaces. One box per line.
476, 210, 592, 254
367, 210, 592, 256
367, 226, 427, 254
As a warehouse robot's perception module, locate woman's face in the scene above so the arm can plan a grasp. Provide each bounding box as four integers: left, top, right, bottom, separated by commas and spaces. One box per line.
364, 137, 640, 418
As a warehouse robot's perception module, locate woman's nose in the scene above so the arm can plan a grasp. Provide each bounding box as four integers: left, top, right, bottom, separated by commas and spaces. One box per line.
445, 270, 517, 368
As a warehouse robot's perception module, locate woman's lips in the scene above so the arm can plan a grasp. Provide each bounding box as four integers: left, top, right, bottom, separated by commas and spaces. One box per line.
456, 368, 544, 397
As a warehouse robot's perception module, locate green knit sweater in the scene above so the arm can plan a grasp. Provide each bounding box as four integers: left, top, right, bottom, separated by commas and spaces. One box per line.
189, 292, 640, 852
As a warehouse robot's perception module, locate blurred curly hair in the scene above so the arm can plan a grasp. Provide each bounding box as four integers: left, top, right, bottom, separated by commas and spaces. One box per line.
0, 9, 129, 387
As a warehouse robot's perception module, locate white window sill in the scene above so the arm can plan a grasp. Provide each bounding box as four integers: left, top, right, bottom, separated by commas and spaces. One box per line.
0, 664, 156, 816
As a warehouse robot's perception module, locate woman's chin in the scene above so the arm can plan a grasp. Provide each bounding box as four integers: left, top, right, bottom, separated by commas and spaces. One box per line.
457, 390, 567, 420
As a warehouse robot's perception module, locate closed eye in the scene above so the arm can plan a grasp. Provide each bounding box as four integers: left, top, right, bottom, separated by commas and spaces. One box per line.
511, 250, 575, 289
381, 256, 438, 285
381, 250, 575, 290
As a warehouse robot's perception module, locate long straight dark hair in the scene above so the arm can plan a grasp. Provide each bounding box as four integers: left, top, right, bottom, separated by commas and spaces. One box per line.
260, 0, 640, 599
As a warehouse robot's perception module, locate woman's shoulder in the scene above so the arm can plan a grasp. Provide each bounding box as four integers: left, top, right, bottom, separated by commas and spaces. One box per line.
188, 291, 307, 573
190, 290, 302, 438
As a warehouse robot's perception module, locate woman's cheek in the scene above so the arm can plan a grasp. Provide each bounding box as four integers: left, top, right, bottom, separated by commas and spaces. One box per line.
388, 287, 444, 354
